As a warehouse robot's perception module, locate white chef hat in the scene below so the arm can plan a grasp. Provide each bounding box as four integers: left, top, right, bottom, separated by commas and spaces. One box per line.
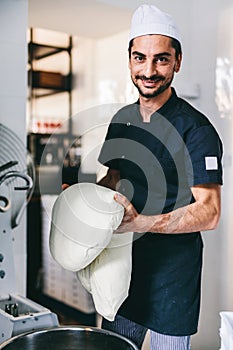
129, 4, 181, 44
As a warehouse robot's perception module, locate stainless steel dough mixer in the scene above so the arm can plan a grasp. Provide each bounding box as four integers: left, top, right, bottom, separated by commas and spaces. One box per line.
0, 124, 58, 344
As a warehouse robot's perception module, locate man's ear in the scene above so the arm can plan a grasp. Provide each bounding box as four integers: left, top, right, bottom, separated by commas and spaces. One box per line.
128, 59, 132, 70
174, 54, 182, 73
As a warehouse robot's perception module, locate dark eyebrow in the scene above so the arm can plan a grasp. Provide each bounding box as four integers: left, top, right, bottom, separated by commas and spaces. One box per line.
132, 51, 146, 57
154, 52, 172, 58
132, 51, 172, 58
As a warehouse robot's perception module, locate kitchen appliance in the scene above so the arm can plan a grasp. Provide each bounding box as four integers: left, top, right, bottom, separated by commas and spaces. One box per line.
0, 326, 139, 349
0, 123, 59, 344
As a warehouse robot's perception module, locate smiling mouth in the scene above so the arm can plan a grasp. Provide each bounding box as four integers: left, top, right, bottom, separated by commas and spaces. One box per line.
137, 74, 165, 86
141, 78, 162, 87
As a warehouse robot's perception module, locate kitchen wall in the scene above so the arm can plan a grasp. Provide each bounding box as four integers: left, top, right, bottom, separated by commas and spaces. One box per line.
0, 0, 28, 295
72, 31, 136, 175
182, 1, 233, 349
216, 0, 233, 309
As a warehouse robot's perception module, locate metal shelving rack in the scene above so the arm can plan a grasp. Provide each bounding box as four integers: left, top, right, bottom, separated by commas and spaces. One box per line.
28, 28, 73, 135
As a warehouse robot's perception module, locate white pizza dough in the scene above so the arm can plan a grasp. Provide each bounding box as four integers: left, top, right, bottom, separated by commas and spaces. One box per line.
49, 182, 133, 320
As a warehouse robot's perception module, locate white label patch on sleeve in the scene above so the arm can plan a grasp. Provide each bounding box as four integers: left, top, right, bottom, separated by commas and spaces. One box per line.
205, 156, 218, 170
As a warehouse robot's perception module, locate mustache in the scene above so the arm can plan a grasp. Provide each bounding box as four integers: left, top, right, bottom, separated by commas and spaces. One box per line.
135, 74, 165, 81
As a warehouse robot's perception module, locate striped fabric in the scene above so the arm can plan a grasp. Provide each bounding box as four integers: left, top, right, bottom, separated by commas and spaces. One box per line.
150, 331, 191, 350
102, 315, 191, 350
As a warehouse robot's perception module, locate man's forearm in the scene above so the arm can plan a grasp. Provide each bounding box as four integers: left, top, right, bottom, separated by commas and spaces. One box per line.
115, 184, 221, 234
135, 201, 219, 234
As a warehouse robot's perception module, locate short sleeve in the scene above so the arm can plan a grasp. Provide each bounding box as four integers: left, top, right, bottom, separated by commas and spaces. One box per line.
185, 125, 223, 186
98, 122, 124, 170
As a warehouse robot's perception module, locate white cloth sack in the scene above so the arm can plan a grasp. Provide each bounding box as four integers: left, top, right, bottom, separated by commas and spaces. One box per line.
49, 182, 133, 320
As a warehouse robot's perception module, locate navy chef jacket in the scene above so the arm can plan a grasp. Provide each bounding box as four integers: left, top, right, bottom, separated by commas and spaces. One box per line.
98, 88, 223, 336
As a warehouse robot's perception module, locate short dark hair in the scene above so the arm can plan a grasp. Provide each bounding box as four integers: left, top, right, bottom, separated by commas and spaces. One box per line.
128, 36, 182, 60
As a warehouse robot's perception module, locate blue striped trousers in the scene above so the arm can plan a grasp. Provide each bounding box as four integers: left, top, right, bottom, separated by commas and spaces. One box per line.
102, 315, 191, 350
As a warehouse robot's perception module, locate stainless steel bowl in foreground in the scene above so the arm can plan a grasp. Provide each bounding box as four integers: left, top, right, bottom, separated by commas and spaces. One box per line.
0, 326, 139, 350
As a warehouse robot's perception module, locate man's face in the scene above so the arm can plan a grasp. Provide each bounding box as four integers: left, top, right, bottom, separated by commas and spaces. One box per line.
129, 35, 182, 99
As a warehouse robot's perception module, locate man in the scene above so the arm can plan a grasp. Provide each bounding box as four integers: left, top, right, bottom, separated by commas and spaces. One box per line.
98, 4, 223, 350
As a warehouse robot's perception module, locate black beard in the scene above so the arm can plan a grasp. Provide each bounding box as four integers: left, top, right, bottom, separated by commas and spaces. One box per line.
132, 75, 174, 98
